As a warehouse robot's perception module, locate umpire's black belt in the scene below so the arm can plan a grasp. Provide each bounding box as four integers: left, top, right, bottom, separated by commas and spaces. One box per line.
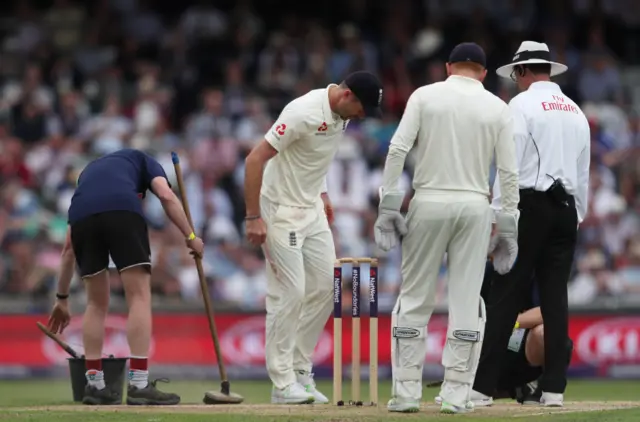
519, 187, 575, 208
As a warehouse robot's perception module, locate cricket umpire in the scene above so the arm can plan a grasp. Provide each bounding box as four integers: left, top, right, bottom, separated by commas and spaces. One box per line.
47, 148, 204, 405
471, 41, 590, 408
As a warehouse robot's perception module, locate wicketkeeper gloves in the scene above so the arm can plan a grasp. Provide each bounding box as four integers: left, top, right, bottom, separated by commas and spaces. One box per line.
488, 211, 519, 274
374, 189, 407, 252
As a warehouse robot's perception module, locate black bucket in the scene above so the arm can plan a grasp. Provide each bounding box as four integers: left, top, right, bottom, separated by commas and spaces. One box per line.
68, 357, 129, 403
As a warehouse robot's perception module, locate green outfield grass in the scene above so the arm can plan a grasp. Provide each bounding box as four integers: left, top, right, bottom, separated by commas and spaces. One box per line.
0, 379, 638, 421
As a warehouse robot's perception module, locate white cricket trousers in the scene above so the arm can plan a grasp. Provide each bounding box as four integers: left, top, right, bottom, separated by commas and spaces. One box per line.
391, 192, 492, 407
260, 195, 336, 389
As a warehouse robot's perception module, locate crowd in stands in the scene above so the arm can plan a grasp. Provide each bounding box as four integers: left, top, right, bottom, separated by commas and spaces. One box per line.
0, 0, 639, 311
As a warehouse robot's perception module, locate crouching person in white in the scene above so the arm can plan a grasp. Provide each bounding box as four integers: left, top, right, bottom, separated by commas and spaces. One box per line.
375, 43, 520, 414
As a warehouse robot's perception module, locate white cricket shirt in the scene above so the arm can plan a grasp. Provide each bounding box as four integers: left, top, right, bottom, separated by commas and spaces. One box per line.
381, 75, 520, 215
491, 81, 591, 222
262, 85, 347, 207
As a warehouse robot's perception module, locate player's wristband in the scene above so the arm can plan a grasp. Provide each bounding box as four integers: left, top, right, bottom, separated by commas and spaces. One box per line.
245, 215, 260, 221
514, 321, 520, 330
187, 232, 196, 241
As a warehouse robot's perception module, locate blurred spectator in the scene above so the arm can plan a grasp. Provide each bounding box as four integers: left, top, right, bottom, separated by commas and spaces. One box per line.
1, 0, 640, 313
43, 0, 86, 54
234, 96, 271, 152
618, 239, 640, 296
80, 95, 132, 154
568, 248, 622, 305
185, 88, 232, 146
578, 49, 623, 104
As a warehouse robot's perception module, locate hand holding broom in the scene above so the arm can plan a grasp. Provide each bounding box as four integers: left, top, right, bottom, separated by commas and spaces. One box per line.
171, 151, 244, 405
37, 321, 80, 358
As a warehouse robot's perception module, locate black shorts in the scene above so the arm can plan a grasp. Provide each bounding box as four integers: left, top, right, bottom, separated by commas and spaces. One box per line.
496, 328, 542, 391
70, 211, 151, 278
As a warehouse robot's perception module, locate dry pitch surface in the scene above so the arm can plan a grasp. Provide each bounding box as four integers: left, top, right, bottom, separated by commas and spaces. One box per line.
9, 400, 640, 416
1, 380, 640, 421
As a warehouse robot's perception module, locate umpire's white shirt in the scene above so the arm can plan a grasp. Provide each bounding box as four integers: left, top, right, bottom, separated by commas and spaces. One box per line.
491, 81, 591, 222
382, 75, 519, 215
262, 85, 345, 207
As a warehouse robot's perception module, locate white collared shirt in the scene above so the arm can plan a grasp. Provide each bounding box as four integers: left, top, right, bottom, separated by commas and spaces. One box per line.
491, 81, 591, 222
262, 85, 347, 207
381, 75, 520, 215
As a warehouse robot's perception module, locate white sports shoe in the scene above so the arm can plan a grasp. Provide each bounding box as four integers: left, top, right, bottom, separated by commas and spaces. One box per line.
271, 382, 315, 404
440, 400, 475, 414
540, 392, 563, 407
296, 370, 329, 404
387, 397, 420, 413
469, 389, 494, 407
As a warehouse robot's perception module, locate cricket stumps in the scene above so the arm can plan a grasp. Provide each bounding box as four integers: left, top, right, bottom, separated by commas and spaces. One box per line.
333, 257, 379, 407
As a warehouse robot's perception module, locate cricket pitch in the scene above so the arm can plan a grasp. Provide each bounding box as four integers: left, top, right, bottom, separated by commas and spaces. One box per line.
8, 400, 640, 417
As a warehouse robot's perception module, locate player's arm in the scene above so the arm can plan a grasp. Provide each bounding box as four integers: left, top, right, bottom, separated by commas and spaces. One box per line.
380, 90, 421, 196
244, 140, 279, 217
516, 306, 543, 329
575, 125, 591, 225
244, 108, 303, 217
491, 104, 521, 216
54, 227, 75, 297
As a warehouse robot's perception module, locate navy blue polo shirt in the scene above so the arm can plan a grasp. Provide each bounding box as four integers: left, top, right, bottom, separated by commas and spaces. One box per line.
68, 149, 170, 224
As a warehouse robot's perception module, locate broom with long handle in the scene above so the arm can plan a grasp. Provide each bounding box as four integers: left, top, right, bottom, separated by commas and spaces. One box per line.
171, 152, 243, 404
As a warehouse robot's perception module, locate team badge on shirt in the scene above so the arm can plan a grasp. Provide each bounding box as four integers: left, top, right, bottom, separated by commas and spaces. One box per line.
275, 124, 286, 135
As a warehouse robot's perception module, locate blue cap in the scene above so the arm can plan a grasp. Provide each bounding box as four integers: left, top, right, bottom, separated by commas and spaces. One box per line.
448, 42, 486, 68
344, 71, 383, 118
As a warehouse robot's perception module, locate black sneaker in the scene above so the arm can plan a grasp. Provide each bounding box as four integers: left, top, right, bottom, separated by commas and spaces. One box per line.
126, 378, 181, 406
516, 380, 542, 405
82, 385, 121, 405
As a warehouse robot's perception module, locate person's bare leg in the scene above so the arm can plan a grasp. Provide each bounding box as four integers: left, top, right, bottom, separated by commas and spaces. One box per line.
83, 270, 110, 390
120, 266, 152, 389
525, 325, 545, 367
120, 264, 180, 405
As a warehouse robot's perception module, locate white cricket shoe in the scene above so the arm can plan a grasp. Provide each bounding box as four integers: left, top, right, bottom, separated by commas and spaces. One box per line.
440, 400, 475, 414
296, 370, 329, 404
470, 389, 494, 407
540, 392, 563, 407
271, 382, 315, 404
387, 397, 420, 413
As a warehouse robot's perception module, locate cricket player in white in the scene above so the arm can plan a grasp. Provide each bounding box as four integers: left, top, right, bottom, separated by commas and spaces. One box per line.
375, 43, 521, 414
244, 71, 384, 404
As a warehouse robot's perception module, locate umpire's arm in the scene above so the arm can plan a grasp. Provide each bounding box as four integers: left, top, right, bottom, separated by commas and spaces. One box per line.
575, 129, 591, 225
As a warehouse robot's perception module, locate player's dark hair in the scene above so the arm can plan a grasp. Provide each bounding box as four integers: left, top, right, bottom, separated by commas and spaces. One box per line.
522, 63, 551, 75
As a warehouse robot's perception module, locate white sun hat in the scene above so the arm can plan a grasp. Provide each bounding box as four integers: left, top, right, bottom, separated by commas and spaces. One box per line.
496, 41, 568, 79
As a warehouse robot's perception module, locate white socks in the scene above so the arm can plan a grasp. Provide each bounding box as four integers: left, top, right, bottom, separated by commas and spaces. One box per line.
86, 370, 106, 390
86, 369, 149, 390
128, 369, 149, 389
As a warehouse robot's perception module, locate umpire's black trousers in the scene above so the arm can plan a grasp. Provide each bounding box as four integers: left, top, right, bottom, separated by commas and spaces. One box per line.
473, 189, 578, 395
